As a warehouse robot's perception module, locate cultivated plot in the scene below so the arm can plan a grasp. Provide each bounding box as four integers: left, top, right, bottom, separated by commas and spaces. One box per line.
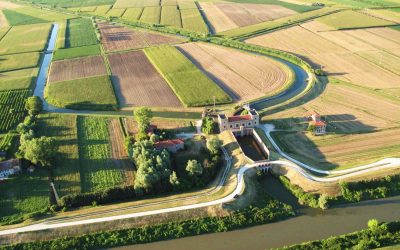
247, 25, 400, 88
49, 55, 107, 83
108, 50, 182, 107
0, 67, 38, 91
98, 23, 182, 52
199, 2, 237, 33
177, 43, 291, 102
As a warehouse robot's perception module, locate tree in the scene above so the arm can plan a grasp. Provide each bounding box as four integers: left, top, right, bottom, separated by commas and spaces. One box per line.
134, 107, 153, 136
149, 134, 159, 143
206, 138, 222, 155
21, 136, 58, 167
169, 171, 180, 188
186, 160, 203, 176
201, 117, 215, 135
318, 194, 329, 210
25, 96, 43, 115
368, 219, 379, 233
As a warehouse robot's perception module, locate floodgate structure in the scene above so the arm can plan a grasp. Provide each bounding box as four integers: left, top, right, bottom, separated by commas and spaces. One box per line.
0, 0, 400, 249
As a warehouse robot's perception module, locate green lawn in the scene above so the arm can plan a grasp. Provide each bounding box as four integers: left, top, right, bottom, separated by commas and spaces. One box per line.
53, 44, 101, 61
0, 90, 31, 133
0, 170, 50, 225
66, 18, 98, 48
77, 116, 124, 192
37, 114, 81, 196
0, 68, 38, 91
2, 9, 47, 26
0, 52, 41, 72
144, 45, 232, 107
45, 75, 118, 110
318, 10, 395, 29
0, 23, 52, 55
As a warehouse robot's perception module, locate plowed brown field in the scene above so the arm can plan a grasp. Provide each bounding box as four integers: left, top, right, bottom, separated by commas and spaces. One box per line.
247, 25, 400, 88
98, 23, 181, 52
108, 118, 135, 186
49, 56, 107, 83
108, 50, 182, 107
177, 42, 291, 102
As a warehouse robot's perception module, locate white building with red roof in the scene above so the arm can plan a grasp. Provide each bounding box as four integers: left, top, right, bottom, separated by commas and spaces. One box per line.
308, 111, 327, 135
218, 108, 259, 135
154, 139, 185, 153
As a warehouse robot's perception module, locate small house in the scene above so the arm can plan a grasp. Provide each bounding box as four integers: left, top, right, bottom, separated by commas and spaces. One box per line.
218, 107, 259, 136
307, 112, 327, 135
154, 139, 185, 153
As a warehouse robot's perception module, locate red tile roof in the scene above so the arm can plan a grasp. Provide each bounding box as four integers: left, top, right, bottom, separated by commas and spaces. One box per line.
154, 139, 184, 149
228, 115, 252, 122
313, 120, 326, 126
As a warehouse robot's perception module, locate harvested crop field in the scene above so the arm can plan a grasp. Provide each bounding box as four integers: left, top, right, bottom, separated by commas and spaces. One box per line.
123, 117, 193, 135
247, 25, 400, 88
177, 42, 292, 102
49, 55, 107, 83
108, 118, 135, 186
199, 2, 237, 33
215, 3, 296, 26
98, 23, 182, 52
108, 50, 182, 107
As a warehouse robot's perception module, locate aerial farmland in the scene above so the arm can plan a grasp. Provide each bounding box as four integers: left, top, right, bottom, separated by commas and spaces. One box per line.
0, 0, 400, 249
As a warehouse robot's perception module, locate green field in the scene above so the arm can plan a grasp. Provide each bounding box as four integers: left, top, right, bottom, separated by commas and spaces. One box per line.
144, 46, 232, 107
37, 114, 81, 196
0, 52, 41, 72
0, 90, 30, 133
318, 10, 395, 29
160, 6, 182, 28
180, 8, 209, 33
0, 68, 38, 91
56, 20, 67, 49
105, 8, 126, 17
45, 75, 118, 110
22, 0, 115, 8
178, 1, 197, 9
226, 0, 319, 12
10, 6, 73, 22
0, 23, 52, 55
53, 44, 101, 61
140, 6, 161, 23
94, 5, 112, 15
0, 168, 50, 225
77, 116, 124, 192
0, 27, 10, 40
121, 8, 143, 21
66, 18, 98, 48
2, 9, 47, 26
221, 7, 339, 38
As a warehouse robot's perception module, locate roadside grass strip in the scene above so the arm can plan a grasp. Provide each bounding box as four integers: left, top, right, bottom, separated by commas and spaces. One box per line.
0, 52, 41, 72
140, 6, 161, 24
77, 116, 124, 193
66, 18, 98, 48
45, 75, 118, 111
160, 5, 182, 28
180, 8, 208, 33
0, 90, 30, 133
144, 45, 232, 107
37, 113, 81, 196
2, 9, 47, 26
0, 23, 52, 55
53, 44, 101, 61
318, 10, 396, 29
0, 68, 39, 91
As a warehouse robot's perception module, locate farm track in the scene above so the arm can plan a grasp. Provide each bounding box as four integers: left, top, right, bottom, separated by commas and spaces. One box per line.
48, 55, 107, 83
107, 50, 182, 107
108, 118, 135, 186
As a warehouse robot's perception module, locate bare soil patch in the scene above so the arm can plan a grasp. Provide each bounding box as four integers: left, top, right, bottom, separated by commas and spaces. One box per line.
177, 42, 291, 102
98, 22, 181, 52
108, 118, 135, 186
49, 55, 107, 83
108, 50, 182, 107
215, 3, 260, 27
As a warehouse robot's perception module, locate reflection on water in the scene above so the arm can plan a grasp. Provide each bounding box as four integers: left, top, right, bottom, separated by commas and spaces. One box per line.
236, 135, 268, 162
110, 175, 400, 250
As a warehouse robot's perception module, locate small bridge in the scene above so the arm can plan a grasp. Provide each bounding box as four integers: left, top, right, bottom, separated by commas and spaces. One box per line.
250, 160, 272, 173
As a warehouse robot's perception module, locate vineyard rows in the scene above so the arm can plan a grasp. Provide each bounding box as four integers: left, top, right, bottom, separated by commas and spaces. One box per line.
0, 90, 30, 133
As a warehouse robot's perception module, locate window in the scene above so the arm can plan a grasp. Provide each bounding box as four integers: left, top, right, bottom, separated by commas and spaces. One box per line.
230, 125, 233, 128
236, 124, 239, 128
248, 122, 251, 126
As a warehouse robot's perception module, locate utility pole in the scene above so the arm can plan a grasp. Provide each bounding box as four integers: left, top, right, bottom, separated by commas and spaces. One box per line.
50, 182, 60, 204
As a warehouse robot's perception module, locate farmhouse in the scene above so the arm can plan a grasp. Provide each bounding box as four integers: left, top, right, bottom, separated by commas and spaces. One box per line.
154, 139, 185, 153
308, 112, 327, 135
218, 107, 259, 136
